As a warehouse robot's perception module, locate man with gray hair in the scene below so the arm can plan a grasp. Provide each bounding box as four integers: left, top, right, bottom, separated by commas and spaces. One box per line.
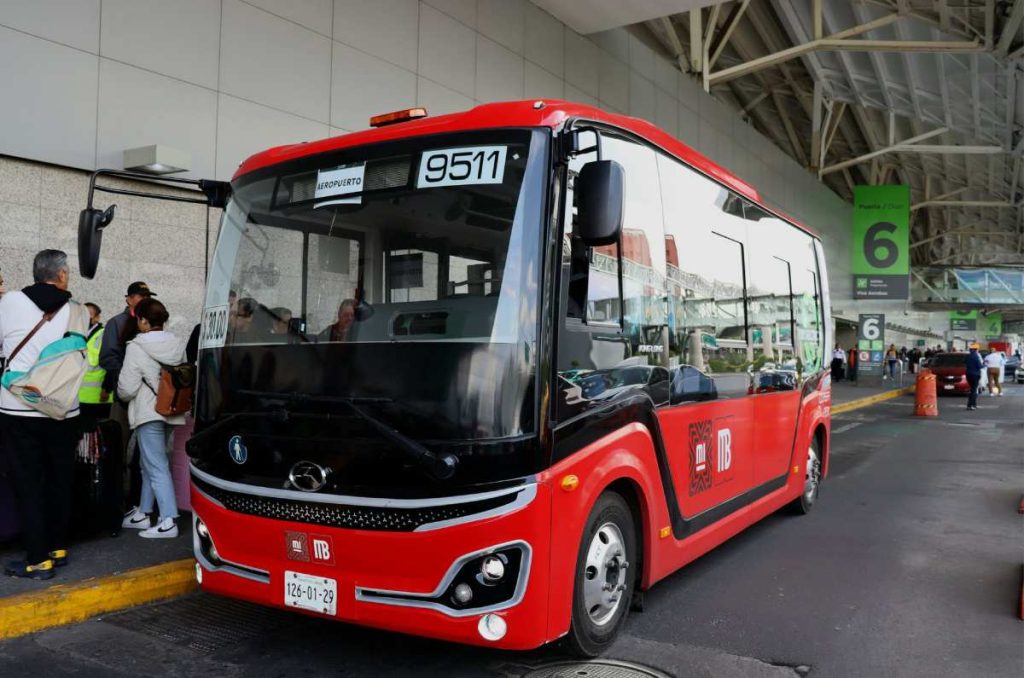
0, 249, 81, 579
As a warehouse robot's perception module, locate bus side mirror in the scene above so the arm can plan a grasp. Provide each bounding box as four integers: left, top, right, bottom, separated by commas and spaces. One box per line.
78, 205, 116, 280
576, 160, 624, 246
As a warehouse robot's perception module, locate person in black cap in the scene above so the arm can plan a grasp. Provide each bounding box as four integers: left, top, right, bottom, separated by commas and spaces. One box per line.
99, 281, 154, 400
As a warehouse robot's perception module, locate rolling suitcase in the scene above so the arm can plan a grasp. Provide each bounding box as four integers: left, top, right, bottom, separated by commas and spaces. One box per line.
71, 421, 125, 537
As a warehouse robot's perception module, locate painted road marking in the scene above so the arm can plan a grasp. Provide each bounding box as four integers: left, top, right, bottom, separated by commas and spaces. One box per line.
832, 422, 863, 434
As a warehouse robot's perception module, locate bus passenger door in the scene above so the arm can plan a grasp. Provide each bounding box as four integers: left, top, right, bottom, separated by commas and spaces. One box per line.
657, 151, 755, 518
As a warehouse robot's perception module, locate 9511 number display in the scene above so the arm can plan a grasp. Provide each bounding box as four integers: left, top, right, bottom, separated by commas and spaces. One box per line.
416, 145, 507, 188
284, 571, 337, 616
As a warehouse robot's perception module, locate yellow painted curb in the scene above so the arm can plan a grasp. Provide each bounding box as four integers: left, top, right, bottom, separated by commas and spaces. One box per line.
0, 558, 196, 640
832, 384, 916, 416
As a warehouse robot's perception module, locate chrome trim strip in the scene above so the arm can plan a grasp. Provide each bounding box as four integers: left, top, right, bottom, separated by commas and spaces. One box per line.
354, 540, 532, 618
190, 462, 534, 509
413, 484, 537, 532
192, 513, 271, 585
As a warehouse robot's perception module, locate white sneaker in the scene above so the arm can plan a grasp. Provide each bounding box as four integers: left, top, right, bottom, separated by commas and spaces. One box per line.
121, 508, 150, 530
140, 518, 178, 539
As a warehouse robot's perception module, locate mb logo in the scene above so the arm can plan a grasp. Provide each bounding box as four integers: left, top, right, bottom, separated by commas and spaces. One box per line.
313, 539, 331, 562
717, 428, 732, 472
715, 426, 735, 483
310, 535, 335, 565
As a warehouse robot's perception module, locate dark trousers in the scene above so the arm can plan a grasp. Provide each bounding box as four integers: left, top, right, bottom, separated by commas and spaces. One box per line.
966, 375, 980, 409
0, 414, 78, 563
830, 358, 844, 381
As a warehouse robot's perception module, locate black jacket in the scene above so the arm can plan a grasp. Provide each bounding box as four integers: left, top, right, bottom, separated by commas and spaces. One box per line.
99, 307, 137, 392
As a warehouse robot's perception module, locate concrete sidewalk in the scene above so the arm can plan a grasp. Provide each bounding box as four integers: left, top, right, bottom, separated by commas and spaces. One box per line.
0, 513, 195, 639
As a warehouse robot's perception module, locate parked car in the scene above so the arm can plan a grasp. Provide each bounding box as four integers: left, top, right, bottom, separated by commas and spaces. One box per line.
928, 352, 972, 395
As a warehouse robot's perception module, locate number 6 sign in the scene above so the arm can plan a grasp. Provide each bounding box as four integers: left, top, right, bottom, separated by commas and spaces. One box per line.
852, 185, 909, 299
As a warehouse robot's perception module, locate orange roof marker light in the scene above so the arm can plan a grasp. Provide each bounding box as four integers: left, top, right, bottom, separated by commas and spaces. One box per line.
369, 107, 428, 128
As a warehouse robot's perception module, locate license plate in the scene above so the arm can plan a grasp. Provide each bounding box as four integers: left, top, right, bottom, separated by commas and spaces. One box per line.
284, 571, 337, 616
944, 384, 954, 390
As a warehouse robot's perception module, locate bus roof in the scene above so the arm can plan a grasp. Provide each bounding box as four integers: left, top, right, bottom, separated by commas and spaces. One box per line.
233, 99, 816, 238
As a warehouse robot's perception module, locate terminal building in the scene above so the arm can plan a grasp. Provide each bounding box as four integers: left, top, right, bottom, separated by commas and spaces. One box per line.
1, 0, 1021, 345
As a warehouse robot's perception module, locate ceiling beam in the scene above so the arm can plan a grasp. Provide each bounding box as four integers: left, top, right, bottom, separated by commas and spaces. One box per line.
708, 0, 750, 71
915, 200, 1016, 208
897, 145, 1005, 154
821, 126, 948, 175
690, 9, 703, 76
816, 38, 983, 53
911, 186, 968, 211
709, 13, 902, 85
996, 0, 1024, 55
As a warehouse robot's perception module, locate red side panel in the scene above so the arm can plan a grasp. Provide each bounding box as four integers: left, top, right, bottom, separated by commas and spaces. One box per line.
751, 392, 800, 484
656, 399, 753, 516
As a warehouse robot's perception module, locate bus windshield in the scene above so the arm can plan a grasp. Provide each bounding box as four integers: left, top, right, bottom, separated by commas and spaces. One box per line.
200, 128, 547, 448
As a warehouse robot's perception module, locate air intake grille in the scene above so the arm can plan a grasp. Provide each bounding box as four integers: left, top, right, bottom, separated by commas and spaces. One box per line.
193, 477, 518, 532
364, 158, 411, 191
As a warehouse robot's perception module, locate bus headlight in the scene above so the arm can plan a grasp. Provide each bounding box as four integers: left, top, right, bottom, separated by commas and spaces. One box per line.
480, 555, 505, 583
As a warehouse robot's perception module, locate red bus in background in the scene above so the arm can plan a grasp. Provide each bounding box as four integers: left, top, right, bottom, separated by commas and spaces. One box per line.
182, 101, 832, 656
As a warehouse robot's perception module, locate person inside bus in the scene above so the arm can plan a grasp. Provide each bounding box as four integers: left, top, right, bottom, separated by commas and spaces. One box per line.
117, 298, 186, 539
319, 299, 356, 342
232, 297, 257, 341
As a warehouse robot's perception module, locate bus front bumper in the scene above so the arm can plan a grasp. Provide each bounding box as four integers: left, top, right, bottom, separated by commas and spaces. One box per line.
189, 480, 553, 649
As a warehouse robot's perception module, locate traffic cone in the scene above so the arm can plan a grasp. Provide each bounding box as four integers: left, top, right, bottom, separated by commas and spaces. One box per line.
914, 368, 938, 417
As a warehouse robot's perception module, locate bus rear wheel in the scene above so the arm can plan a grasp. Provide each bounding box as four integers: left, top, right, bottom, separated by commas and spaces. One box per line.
564, 491, 637, 657
789, 439, 822, 514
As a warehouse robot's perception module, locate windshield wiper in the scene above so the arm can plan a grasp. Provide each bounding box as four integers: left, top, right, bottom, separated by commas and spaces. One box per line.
235, 389, 458, 481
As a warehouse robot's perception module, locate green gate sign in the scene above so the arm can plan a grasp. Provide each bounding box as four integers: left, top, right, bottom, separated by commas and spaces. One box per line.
981, 312, 1003, 338
853, 185, 910, 299
950, 309, 977, 332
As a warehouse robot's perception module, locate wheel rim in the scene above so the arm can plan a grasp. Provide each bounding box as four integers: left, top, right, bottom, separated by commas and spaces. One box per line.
582, 522, 629, 627
804, 446, 821, 502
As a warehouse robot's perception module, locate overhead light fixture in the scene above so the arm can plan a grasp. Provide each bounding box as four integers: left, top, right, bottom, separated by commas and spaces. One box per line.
123, 144, 191, 175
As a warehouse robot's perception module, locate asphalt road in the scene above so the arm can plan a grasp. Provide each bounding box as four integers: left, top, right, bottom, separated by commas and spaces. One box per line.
1, 386, 1021, 677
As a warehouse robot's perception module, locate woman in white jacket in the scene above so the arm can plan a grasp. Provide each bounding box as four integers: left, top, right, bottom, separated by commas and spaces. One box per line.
117, 298, 186, 538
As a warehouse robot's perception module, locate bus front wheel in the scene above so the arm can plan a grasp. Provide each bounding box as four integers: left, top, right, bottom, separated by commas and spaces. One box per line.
564, 491, 637, 657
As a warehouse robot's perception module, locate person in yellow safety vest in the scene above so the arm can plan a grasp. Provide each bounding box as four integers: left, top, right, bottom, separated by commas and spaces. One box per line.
79, 302, 112, 425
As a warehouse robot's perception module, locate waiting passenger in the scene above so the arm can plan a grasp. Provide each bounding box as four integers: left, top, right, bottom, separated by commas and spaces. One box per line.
884, 344, 898, 380
319, 299, 356, 342
116, 298, 186, 539
830, 344, 846, 381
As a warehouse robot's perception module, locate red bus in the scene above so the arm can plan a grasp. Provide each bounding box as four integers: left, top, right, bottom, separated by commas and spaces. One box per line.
94, 101, 832, 655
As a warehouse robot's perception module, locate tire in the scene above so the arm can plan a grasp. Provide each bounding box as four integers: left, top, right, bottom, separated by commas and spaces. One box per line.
563, 491, 637, 657
789, 438, 822, 515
